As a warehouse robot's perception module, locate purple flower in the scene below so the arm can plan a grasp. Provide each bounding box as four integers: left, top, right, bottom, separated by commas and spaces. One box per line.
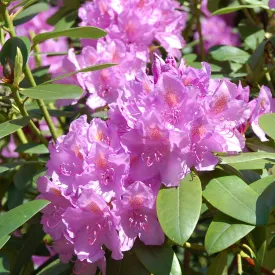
113, 181, 164, 251
73, 258, 106, 275
62, 189, 123, 262
269, 0, 275, 8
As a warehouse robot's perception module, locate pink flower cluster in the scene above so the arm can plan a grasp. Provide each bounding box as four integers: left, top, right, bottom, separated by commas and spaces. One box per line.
56, 0, 187, 109
38, 55, 275, 273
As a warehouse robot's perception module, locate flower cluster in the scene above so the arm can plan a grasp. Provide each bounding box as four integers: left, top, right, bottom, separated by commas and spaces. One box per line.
195, 0, 240, 53
38, 54, 275, 273
56, 0, 187, 109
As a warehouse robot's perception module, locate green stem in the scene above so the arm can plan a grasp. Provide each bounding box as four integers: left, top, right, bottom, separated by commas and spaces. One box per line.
30, 31, 42, 67
194, 0, 205, 61
2, 7, 58, 142
237, 253, 243, 275
16, 128, 28, 144
0, 28, 5, 45
13, 88, 48, 146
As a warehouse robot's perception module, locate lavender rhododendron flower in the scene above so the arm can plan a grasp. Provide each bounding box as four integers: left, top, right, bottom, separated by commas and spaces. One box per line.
37, 53, 275, 273
55, 0, 186, 109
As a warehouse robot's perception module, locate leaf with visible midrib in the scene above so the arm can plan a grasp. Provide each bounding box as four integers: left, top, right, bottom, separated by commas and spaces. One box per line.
32, 26, 107, 45
0, 200, 49, 237
157, 174, 202, 245
205, 213, 254, 255
134, 242, 182, 275
19, 84, 83, 100
202, 171, 269, 225
0, 117, 30, 139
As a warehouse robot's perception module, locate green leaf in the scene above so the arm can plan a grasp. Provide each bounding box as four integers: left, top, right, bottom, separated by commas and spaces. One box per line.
250, 176, 275, 213
54, 10, 78, 32
0, 117, 30, 139
19, 84, 83, 100
134, 242, 182, 275
107, 251, 150, 275
14, 163, 40, 190
212, 3, 268, 15
239, 21, 265, 50
14, 3, 49, 26
157, 174, 202, 245
206, 251, 228, 275
259, 113, 275, 140
209, 46, 250, 64
42, 63, 117, 84
205, 213, 254, 255
219, 152, 275, 170
11, 224, 45, 275
0, 161, 41, 174
0, 200, 49, 237
15, 143, 49, 154
251, 227, 268, 265
202, 171, 269, 225
32, 27, 107, 45
13, 47, 24, 87
0, 236, 10, 250
37, 259, 71, 275
0, 36, 30, 67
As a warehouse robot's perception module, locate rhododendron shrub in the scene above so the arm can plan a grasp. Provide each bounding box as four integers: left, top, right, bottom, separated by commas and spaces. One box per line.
1, 0, 275, 274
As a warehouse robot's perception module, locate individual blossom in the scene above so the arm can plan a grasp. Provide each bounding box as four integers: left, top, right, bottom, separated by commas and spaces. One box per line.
113, 181, 164, 251
62, 189, 123, 263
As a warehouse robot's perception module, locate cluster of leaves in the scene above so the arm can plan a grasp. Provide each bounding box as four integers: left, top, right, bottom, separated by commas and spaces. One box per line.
0, 0, 275, 274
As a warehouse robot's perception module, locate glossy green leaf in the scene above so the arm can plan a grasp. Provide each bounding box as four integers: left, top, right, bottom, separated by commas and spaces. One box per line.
251, 227, 268, 265
0, 117, 30, 139
259, 113, 275, 141
209, 46, 250, 64
206, 251, 228, 275
202, 171, 269, 225
0, 36, 30, 67
106, 251, 150, 275
32, 26, 107, 45
15, 143, 49, 154
0, 236, 10, 250
239, 21, 265, 51
14, 3, 49, 26
134, 242, 182, 275
43, 63, 117, 84
0, 161, 41, 174
212, 3, 268, 15
205, 213, 254, 255
14, 163, 40, 190
19, 84, 83, 100
37, 259, 70, 275
157, 174, 202, 245
54, 10, 78, 32
219, 152, 275, 170
0, 200, 49, 237
250, 176, 275, 213
11, 224, 46, 275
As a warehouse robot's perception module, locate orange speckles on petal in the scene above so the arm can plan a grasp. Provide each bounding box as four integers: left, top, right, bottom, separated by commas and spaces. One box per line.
148, 127, 165, 141
260, 98, 266, 109
142, 80, 152, 93
100, 70, 110, 82
95, 152, 108, 169
130, 195, 144, 208
211, 94, 228, 114
191, 125, 207, 139
87, 202, 102, 213
94, 131, 105, 142
164, 91, 179, 107
71, 145, 84, 160
50, 188, 62, 196
183, 78, 192, 86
